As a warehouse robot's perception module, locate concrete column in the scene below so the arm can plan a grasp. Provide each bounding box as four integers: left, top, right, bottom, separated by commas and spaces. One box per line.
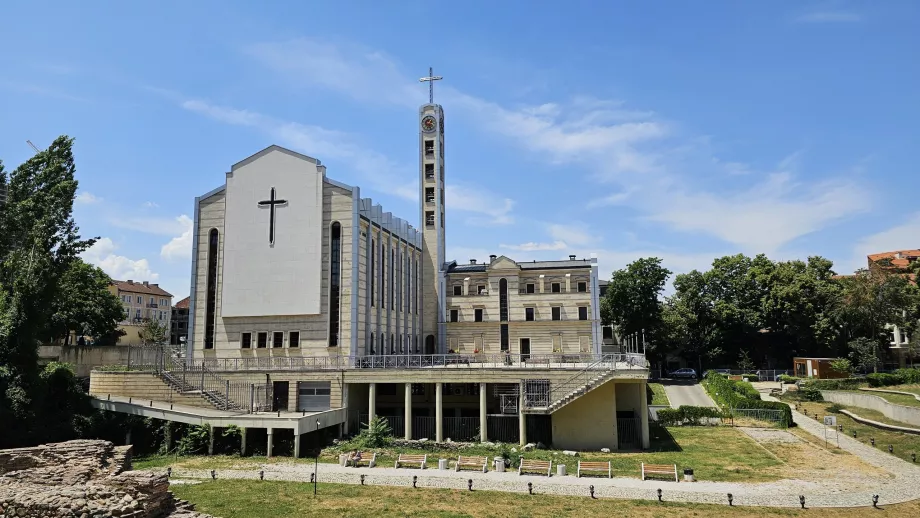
294, 433, 301, 459
479, 383, 488, 443
518, 387, 527, 446
267, 428, 274, 458
435, 382, 444, 442
639, 382, 650, 449
368, 383, 377, 423
240, 428, 248, 456
404, 383, 413, 440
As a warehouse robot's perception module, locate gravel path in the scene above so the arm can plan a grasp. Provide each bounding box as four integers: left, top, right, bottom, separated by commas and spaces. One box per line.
160, 400, 920, 509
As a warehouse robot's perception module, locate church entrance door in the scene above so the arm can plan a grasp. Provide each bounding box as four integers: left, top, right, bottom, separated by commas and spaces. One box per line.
272, 381, 289, 412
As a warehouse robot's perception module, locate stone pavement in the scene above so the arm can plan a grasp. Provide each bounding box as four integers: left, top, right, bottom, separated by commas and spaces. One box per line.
164, 401, 920, 509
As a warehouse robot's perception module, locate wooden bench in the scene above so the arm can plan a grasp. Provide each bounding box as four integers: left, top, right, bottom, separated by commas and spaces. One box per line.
347, 452, 377, 468
518, 458, 552, 477
456, 455, 488, 472
641, 463, 678, 482
577, 461, 612, 478
395, 454, 427, 469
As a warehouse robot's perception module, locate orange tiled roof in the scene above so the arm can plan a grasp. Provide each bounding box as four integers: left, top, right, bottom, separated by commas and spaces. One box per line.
868, 249, 920, 269
174, 296, 190, 309
111, 280, 173, 298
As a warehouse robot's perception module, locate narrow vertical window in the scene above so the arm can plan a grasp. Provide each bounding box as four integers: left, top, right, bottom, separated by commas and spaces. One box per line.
499, 279, 508, 322
329, 222, 342, 347
205, 228, 219, 349
381, 245, 386, 309
370, 239, 375, 307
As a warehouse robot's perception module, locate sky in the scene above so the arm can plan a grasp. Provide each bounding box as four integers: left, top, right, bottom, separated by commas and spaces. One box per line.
1, 1, 918, 300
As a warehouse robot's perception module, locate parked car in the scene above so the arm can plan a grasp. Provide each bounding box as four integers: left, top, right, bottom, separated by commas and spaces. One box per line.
669, 368, 698, 379
702, 369, 730, 378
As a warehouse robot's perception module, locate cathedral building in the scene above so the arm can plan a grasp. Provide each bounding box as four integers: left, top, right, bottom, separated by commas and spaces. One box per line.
180, 93, 648, 452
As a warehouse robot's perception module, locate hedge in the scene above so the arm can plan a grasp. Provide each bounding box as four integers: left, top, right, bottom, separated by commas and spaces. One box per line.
867, 373, 900, 387
656, 406, 725, 426
741, 374, 760, 382
896, 368, 920, 384
778, 375, 800, 384
801, 378, 863, 391
702, 372, 793, 427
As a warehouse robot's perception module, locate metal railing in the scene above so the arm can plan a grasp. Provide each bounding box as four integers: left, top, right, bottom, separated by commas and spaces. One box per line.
521, 353, 643, 410
183, 352, 646, 372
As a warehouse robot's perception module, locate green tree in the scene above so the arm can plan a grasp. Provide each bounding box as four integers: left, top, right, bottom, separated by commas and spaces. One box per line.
736, 350, 756, 372
138, 317, 169, 346
49, 259, 126, 345
848, 337, 882, 373
602, 257, 671, 356
829, 358, 854, 377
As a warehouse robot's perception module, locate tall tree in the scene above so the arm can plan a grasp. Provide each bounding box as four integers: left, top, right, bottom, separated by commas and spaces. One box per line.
49, 259, 126, 345
602, 257, 671, 356
138, 317, 169, 346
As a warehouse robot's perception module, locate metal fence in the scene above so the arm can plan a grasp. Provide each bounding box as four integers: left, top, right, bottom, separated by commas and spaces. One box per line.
487, 415, 520, 444
728, 408, 788, 429
444, 417, 480, 442
617, 418, 641, 449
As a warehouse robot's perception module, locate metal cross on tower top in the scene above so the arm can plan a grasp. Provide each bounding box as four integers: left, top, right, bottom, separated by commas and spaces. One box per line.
419, 67, 443, 104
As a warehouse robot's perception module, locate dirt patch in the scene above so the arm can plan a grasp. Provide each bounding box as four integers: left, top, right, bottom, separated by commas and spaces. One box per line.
740, 427, 800, 444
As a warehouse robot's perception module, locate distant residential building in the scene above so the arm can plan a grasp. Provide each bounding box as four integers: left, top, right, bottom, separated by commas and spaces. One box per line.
866, 250, 919, 367
171, 296, 190, 346
108, 280, 174, 345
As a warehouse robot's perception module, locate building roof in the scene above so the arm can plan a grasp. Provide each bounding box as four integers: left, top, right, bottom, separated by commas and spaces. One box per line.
174, 296, 190, 309
868, 249, 920, 270
111, 280, 173, 298
446, 257, 595, 274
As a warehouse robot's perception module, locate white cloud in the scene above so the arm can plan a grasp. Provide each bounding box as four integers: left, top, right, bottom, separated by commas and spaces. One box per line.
82, 238, 158, 281
500, 241, 568, 252
160, 215, 193, 262
844, 213, 920, 275
75, 191, 101, 204
144, 201, 160, 208
547, 223, 595, 246
794, 11, 861, 23
447, 185, 514, 226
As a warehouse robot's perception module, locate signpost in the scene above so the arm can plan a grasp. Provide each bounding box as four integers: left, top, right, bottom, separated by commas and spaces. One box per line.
823, 416, 839, 448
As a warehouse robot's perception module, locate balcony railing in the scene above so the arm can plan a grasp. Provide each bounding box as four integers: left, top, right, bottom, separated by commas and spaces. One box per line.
172, 352, 646, 372
147, 303, 158, 308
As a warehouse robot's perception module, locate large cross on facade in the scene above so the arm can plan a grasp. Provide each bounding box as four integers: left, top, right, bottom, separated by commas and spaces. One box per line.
258, 187, 287, 245
418, 67, 443, 104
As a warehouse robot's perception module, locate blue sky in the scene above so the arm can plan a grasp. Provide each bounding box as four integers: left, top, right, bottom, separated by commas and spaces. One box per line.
1, 1, 918, 299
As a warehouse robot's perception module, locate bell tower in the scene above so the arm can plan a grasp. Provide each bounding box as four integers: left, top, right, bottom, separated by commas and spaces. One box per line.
419, 68, 446, 354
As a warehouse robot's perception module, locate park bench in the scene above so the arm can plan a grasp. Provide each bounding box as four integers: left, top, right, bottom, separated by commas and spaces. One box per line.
518, 458, 552, 476
577, 461, 612, 478
347, 452, 377, 468
641, 463, 678, 482
455, 455, 489, 472
395, 454, 427, 469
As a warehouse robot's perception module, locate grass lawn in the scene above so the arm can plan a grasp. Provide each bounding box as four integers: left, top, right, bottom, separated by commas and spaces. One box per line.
170, 479, 920, 518
862, 387, 920, 407
137, 426, 784, 483
791, 399, 920, 463
647, 383, 669, 406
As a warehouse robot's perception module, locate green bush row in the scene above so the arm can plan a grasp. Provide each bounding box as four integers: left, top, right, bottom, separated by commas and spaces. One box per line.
778, 375, 801, 384
740, 374, 760, 382
702, 372, 793, 427
866, 369, 920, 387
656, 406, 725, 426
800, 378, 864, 391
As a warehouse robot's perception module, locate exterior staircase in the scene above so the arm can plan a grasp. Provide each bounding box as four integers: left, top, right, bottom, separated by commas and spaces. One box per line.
156, 370, 245, 412
523, 354, 643, 415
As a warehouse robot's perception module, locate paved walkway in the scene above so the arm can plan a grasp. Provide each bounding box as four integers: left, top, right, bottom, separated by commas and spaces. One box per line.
662, 381, 717, 408
163, 400, 920, 508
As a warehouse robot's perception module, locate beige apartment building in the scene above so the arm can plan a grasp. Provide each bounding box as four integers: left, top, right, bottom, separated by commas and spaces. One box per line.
90, 94, 649, 454
109, 280, 173, 345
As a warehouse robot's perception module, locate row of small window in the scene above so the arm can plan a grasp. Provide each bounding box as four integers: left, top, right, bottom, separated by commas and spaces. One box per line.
121, 295, 169, 306
448, 306, 589, 322
451, 281, 588, 296
376, 383, 479, 397
240, 331, 301, 349
123, 309, 168, 321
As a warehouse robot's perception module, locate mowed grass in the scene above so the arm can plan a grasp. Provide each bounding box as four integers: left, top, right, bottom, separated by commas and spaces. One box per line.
648, 383, 670, 406
170, 479, 920, 518
137, 426, 784, 483
793, 400, 920, 463
860, 388, 920, 408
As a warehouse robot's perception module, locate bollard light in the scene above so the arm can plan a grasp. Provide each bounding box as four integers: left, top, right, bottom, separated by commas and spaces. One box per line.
889, 445, 893, 454
527, 482, 532, 495
167, 467, 172, 478
838, 424, 843, 432
589, 485, 595, 499
872, 494, 879, 508
871, 438, 875, 447
310, 473, 315, 484
657, 488, 662, 502
799, 495, 806, 509
360, 474, 365, 485
727, 493, 733, 506
912, 453, 917, 463
413, 475, 417, 488
210, 470, 216, 480
469, 479, 474, 491
259, 470, 264, 481
853, 431, 857, 438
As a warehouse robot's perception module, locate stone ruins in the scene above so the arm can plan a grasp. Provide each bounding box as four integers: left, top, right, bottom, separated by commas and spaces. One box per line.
0, 440, 214, 518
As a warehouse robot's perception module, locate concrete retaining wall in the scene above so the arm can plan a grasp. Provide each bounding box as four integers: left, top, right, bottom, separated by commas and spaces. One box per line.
90, 371, 213, 409
43, 345, 161, 377
821, 390, 920, 427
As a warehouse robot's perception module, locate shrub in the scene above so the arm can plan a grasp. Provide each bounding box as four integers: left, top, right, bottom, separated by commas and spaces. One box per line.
778, 375, 800, 384
655, 406, 724, 426
798, 385, 824, 402
866, 373, 900, 387
703, 371, 793, 427
803, 378, 864, 390
741, 374, 759, 382
355, 416, 393, 448
826, 403, 844, 413
829, 358, 854, 377
894, 368, 920, 385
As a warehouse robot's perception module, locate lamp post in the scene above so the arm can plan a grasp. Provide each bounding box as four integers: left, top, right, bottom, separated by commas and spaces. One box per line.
314, 419, 321, 496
